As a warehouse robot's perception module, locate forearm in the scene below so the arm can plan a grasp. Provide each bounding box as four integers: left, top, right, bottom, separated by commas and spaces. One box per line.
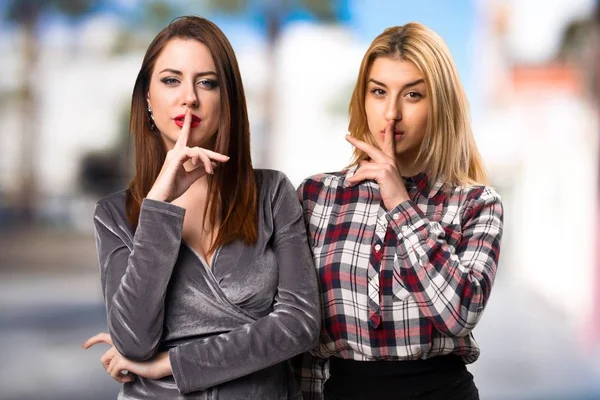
97, 199, 185, 360
170, 175, 321, 393
169, 296, 320, 393
389, 195, 502, 337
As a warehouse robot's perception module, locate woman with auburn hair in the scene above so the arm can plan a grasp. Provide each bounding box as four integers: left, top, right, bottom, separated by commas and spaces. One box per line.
295, 22, 503, 400
82, 16, 320, 399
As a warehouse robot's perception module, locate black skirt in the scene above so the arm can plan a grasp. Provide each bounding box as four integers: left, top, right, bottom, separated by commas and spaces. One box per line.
323, 355, 479, 400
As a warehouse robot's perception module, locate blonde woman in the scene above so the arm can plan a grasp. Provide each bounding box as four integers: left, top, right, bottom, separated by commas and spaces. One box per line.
295, 22, 503, 400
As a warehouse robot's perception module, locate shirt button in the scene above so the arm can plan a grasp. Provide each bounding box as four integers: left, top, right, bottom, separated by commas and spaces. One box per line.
392, 213, 400, 220
401, 226, 408, 232
374, 244, 381, 251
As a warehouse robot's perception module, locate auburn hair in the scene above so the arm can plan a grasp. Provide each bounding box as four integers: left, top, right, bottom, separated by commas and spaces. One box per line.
126, 16, 257, 253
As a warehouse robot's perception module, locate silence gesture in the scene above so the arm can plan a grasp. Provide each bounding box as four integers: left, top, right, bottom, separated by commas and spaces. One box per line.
147, 109, 230, 203
346, 120, 410, 210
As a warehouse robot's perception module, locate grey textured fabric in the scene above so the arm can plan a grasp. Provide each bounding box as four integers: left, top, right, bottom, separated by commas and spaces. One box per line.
93, 169, 320, 399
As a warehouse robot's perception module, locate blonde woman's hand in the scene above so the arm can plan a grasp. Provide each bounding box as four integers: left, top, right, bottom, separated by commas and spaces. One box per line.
147, 109, 229, 203
346, 120, 410, 210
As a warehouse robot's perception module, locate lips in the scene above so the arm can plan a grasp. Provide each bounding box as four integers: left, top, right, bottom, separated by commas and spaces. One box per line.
174, 114, 201, 128
380, 128, 404, 139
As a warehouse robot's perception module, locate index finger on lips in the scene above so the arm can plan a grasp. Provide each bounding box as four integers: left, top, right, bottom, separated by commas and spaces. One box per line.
383, 120, 395, 159
174, 109, 191, 150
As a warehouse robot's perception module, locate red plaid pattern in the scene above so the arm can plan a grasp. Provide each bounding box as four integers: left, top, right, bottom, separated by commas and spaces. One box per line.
295, 166, 503, 399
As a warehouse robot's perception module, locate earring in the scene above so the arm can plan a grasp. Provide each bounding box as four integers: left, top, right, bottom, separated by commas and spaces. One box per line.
148, 105, 156, 130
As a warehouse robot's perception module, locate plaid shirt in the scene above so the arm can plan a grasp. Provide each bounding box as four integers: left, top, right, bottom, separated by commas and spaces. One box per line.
295, 166, 503, 399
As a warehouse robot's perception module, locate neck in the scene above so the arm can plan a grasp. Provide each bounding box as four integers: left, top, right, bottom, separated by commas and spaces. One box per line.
172, 172, 210, 206
395, 155, 424, 177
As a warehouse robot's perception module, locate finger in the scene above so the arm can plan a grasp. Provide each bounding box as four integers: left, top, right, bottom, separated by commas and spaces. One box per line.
347, 164, 379, 182
174, 109, 192, 150
194, 149, 214, 175
82, 332, 113, 349
187, 162, 212, 183
100, 347, 116, 370
383, 120, 395, 159
345, 135, 387, 163
120, 373, 136, 383
348, 162, 393, 185
189, 147, 230, 163
107, 353, 119, 379
184, 148, 211, 174
106, 354, 134, 383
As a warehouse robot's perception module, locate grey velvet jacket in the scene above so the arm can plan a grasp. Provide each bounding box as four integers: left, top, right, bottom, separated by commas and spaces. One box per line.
93, 169, 320, 399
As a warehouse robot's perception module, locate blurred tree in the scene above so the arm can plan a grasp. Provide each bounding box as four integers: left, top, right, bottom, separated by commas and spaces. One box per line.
203, 0, 343, 165
4, 0, 101, 223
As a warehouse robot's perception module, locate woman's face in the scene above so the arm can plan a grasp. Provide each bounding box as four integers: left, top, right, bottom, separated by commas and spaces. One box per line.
364, 57, 428, 167
147, 38, 221, 150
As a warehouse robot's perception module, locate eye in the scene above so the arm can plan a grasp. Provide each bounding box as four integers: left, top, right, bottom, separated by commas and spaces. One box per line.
161, 77, 179, 85
406, 91, 422, 100
370, 88, 386, 97
198, 79, 218, 89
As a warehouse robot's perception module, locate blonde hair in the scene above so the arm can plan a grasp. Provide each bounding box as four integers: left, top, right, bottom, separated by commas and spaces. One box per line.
348, 22, 487, 186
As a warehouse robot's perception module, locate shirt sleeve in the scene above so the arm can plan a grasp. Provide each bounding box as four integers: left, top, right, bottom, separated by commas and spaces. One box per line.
386, 186, 503, 338
169, 173, 321, 394
292, 351, 330, 400
93, 198, 185, 360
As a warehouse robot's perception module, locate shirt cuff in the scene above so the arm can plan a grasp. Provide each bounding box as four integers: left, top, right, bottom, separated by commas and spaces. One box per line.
385, 200, 427, 238
141, 198, 186, 218
169, 346, 190, 394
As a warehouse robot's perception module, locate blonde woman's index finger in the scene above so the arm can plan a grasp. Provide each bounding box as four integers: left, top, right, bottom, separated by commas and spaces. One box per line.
345, 135, 386, 163
174, 109, 192, 150
383, 120, 395, 159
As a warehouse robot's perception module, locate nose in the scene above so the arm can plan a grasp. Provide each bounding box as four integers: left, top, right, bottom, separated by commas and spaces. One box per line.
384, 97, 401, 122
181, 83, 199, 108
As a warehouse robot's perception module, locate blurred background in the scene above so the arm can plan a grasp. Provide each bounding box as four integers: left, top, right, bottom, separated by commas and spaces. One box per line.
0, 0, 599, 399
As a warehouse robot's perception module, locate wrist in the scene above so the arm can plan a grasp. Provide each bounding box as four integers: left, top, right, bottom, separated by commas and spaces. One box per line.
386, 195, 409, 211
146, 190, 169, 203
158, 351, 173, 378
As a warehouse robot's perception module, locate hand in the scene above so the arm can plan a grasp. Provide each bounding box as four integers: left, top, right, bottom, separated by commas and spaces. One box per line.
83, 332, 173, 383
147, 108, 230, 202
346, 120, 410, 210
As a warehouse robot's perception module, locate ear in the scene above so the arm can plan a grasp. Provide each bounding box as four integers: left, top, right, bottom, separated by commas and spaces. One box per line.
146, 93, 152, 109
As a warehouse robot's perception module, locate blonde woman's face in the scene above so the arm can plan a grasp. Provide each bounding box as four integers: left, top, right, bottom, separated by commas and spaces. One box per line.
364, 57, 428, 167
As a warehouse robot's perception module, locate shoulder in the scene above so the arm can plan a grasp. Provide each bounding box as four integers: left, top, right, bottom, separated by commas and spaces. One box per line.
254, 168, 289, 187
254, 169, 297, 204
254, 169, 293, 194
297, 170, 348, 199
94, 189, 130, 228
96, 189, 128, 209
460, 185, 502, 207
445, 183, 503, 222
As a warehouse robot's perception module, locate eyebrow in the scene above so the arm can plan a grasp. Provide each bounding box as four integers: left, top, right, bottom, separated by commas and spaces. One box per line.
368, 78, 425, 91
158, 68, 217, 77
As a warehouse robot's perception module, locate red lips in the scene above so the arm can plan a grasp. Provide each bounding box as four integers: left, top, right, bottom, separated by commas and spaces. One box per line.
174, 114, 201, 128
